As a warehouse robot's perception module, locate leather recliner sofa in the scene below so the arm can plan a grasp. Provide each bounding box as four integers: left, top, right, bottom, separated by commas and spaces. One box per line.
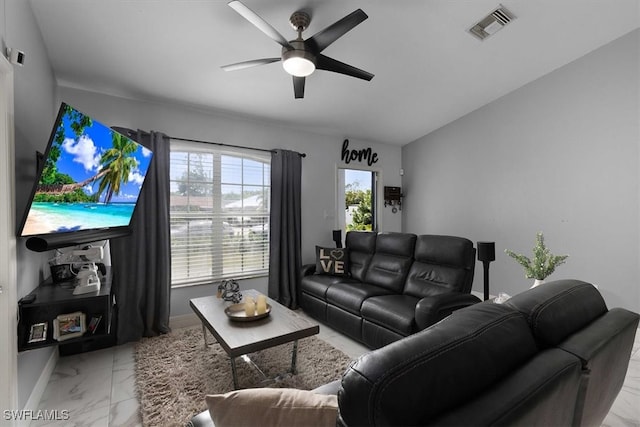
337, 279, 639, 426
300, 231, 481, 349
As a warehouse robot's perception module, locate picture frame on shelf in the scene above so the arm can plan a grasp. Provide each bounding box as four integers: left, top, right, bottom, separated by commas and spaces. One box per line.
53, 311, 86, 341
28, 322, 48, 343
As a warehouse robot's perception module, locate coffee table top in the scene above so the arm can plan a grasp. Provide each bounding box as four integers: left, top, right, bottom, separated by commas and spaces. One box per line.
190, 289, 319, 358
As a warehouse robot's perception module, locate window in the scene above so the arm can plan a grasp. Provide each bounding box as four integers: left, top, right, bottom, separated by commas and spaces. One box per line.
337, 168, 377, 234
170, 141, 270, 287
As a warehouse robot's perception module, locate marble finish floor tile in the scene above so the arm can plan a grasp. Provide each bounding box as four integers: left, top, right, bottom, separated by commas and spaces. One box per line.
113, 343, 135, 368
109, 398, 142, 427
110, 362, 136, 404
35, 366, 113, 416
30, 404, 110, 427
49, 347, 114, 382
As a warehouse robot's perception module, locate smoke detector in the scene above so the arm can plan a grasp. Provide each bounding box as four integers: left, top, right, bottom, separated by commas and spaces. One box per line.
469, 6, 515, 40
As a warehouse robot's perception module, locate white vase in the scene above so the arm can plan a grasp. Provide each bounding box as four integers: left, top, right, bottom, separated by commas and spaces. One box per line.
532, 279, 545, 288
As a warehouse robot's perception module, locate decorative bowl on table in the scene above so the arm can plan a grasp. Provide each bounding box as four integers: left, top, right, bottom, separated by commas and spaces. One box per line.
224, 303, 271, 322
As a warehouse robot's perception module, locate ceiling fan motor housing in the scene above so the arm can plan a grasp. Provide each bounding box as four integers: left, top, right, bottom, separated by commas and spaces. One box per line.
282, 40, 315, 61
289, 11, 311, 31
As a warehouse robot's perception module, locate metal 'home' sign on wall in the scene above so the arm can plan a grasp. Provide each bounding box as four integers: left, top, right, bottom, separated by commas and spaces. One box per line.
341, 139, 379, 166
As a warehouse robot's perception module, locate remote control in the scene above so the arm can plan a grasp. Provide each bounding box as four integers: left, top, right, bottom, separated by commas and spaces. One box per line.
19, 294, 36, 305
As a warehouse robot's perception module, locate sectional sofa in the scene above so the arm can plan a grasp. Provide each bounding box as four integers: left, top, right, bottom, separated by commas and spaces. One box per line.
191, 279, 639, 426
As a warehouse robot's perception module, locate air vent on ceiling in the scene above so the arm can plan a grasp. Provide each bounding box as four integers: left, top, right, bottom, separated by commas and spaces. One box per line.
469, 6, 515, 41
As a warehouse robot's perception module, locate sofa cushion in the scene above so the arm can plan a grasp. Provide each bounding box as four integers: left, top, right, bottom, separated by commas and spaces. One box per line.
361, 294, 420, 335
315, 246, 350, 276
363, 233, 416, 293
338, 303, 539, 426
206, 388, 338, 427
325, 282, 390, 315
345, 231, 377, 281
404, 235, 475, 298
504, 280, 607, 347
300, 274, 346, 300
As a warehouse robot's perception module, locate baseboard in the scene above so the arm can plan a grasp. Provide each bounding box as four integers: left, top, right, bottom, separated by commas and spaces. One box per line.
169, 313, 200, 330
19, 348, 58, 426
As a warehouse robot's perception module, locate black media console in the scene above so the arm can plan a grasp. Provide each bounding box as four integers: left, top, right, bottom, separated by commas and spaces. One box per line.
17, 267, 116, 355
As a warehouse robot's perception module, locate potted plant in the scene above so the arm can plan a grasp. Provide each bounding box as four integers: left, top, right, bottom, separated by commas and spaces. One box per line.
505, 232, 569, 287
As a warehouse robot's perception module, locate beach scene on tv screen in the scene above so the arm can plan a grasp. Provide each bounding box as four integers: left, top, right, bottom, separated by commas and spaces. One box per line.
21, 105, 153, 236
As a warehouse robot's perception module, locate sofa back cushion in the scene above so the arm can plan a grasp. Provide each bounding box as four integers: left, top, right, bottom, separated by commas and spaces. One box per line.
345, 231, 377, 281
363, 233, 416, 292
338, 303, 540, 426
504, 280, 607, 347
404, 235, 476, 298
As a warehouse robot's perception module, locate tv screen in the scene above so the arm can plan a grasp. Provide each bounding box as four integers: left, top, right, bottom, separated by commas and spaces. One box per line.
18, 103, 153, 245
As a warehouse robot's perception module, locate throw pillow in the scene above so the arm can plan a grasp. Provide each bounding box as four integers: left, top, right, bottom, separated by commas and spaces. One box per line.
315, 246, 349, 276
206, 388, 338, 427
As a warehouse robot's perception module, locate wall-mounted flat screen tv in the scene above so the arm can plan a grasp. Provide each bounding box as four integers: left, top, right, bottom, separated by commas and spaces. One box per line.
18, 103, 153, 251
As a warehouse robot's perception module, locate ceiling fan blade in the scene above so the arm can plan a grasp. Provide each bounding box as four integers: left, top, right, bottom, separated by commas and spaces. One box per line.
316, 55, 374, 81
228, 1, 292, 49
221, 58, 281, 72
293, 76, 305, 99
305, 9, 368, 53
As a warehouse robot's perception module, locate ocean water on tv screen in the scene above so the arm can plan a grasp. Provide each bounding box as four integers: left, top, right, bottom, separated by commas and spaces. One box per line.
22, 202, 135, 235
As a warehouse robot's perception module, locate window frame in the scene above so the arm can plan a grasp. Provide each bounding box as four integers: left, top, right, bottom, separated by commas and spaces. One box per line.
169, 140, 271, 288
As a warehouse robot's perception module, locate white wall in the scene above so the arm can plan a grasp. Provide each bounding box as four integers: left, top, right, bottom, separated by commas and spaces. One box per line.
402, 30, 639, 312
58, 86, 402, 315
2, 0, 59, 410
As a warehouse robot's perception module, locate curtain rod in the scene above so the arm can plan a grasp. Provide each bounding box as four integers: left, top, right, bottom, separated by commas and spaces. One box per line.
170, 136, 307, 158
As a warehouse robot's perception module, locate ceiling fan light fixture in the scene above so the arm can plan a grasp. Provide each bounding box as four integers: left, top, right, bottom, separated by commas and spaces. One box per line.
282, 49, 316, 77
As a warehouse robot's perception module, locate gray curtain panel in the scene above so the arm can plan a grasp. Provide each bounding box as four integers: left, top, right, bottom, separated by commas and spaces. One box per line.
268, 149, 302, 309
110, 128, 171, 344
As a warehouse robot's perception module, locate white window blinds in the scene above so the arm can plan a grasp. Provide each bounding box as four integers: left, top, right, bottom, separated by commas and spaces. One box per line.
169, 141, 271, 287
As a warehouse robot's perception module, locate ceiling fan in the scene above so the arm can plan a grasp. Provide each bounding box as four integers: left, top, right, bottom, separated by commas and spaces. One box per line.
221, 0, 374, 99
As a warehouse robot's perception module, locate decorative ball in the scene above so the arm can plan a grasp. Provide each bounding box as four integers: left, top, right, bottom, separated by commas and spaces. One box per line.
217, 279, 242, 303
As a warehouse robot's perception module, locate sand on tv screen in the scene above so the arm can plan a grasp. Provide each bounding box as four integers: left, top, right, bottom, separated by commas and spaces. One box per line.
20, 104, 154, 237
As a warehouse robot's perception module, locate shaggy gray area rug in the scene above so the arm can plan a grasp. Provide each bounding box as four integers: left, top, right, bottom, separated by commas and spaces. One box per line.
134, 325, 353, 426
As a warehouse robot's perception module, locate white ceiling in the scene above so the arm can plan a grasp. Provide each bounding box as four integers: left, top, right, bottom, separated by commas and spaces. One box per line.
29, 0, 640, 146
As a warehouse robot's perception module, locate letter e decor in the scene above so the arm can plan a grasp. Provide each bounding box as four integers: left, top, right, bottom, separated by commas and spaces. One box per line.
341, 139, 379, 166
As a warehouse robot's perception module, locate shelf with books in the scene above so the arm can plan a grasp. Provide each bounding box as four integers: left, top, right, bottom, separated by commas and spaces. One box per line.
17, 267, 115, 353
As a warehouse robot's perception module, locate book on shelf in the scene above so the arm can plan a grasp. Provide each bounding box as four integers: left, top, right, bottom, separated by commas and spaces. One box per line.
87, 315, 103, 334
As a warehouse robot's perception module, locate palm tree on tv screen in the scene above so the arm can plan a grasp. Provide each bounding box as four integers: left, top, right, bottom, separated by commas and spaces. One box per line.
95, 132, 139, 203
35, 107, 143, 204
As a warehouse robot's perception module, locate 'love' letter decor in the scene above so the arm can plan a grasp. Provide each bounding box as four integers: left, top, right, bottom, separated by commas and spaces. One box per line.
341, 139, 379, 166
315, 246, 350, 276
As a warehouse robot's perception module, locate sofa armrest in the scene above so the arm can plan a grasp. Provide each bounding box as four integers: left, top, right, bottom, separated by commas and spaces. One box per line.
301, 263, 316, 277
415, 293, 481, 330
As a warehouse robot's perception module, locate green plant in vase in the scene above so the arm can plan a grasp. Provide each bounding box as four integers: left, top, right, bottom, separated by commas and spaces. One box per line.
505, 232, 569, 287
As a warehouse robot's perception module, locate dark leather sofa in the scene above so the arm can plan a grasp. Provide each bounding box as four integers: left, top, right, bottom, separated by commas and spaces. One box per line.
300, 231, 481, 349
338, 279, 639, 426
190, 279, 638, 426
